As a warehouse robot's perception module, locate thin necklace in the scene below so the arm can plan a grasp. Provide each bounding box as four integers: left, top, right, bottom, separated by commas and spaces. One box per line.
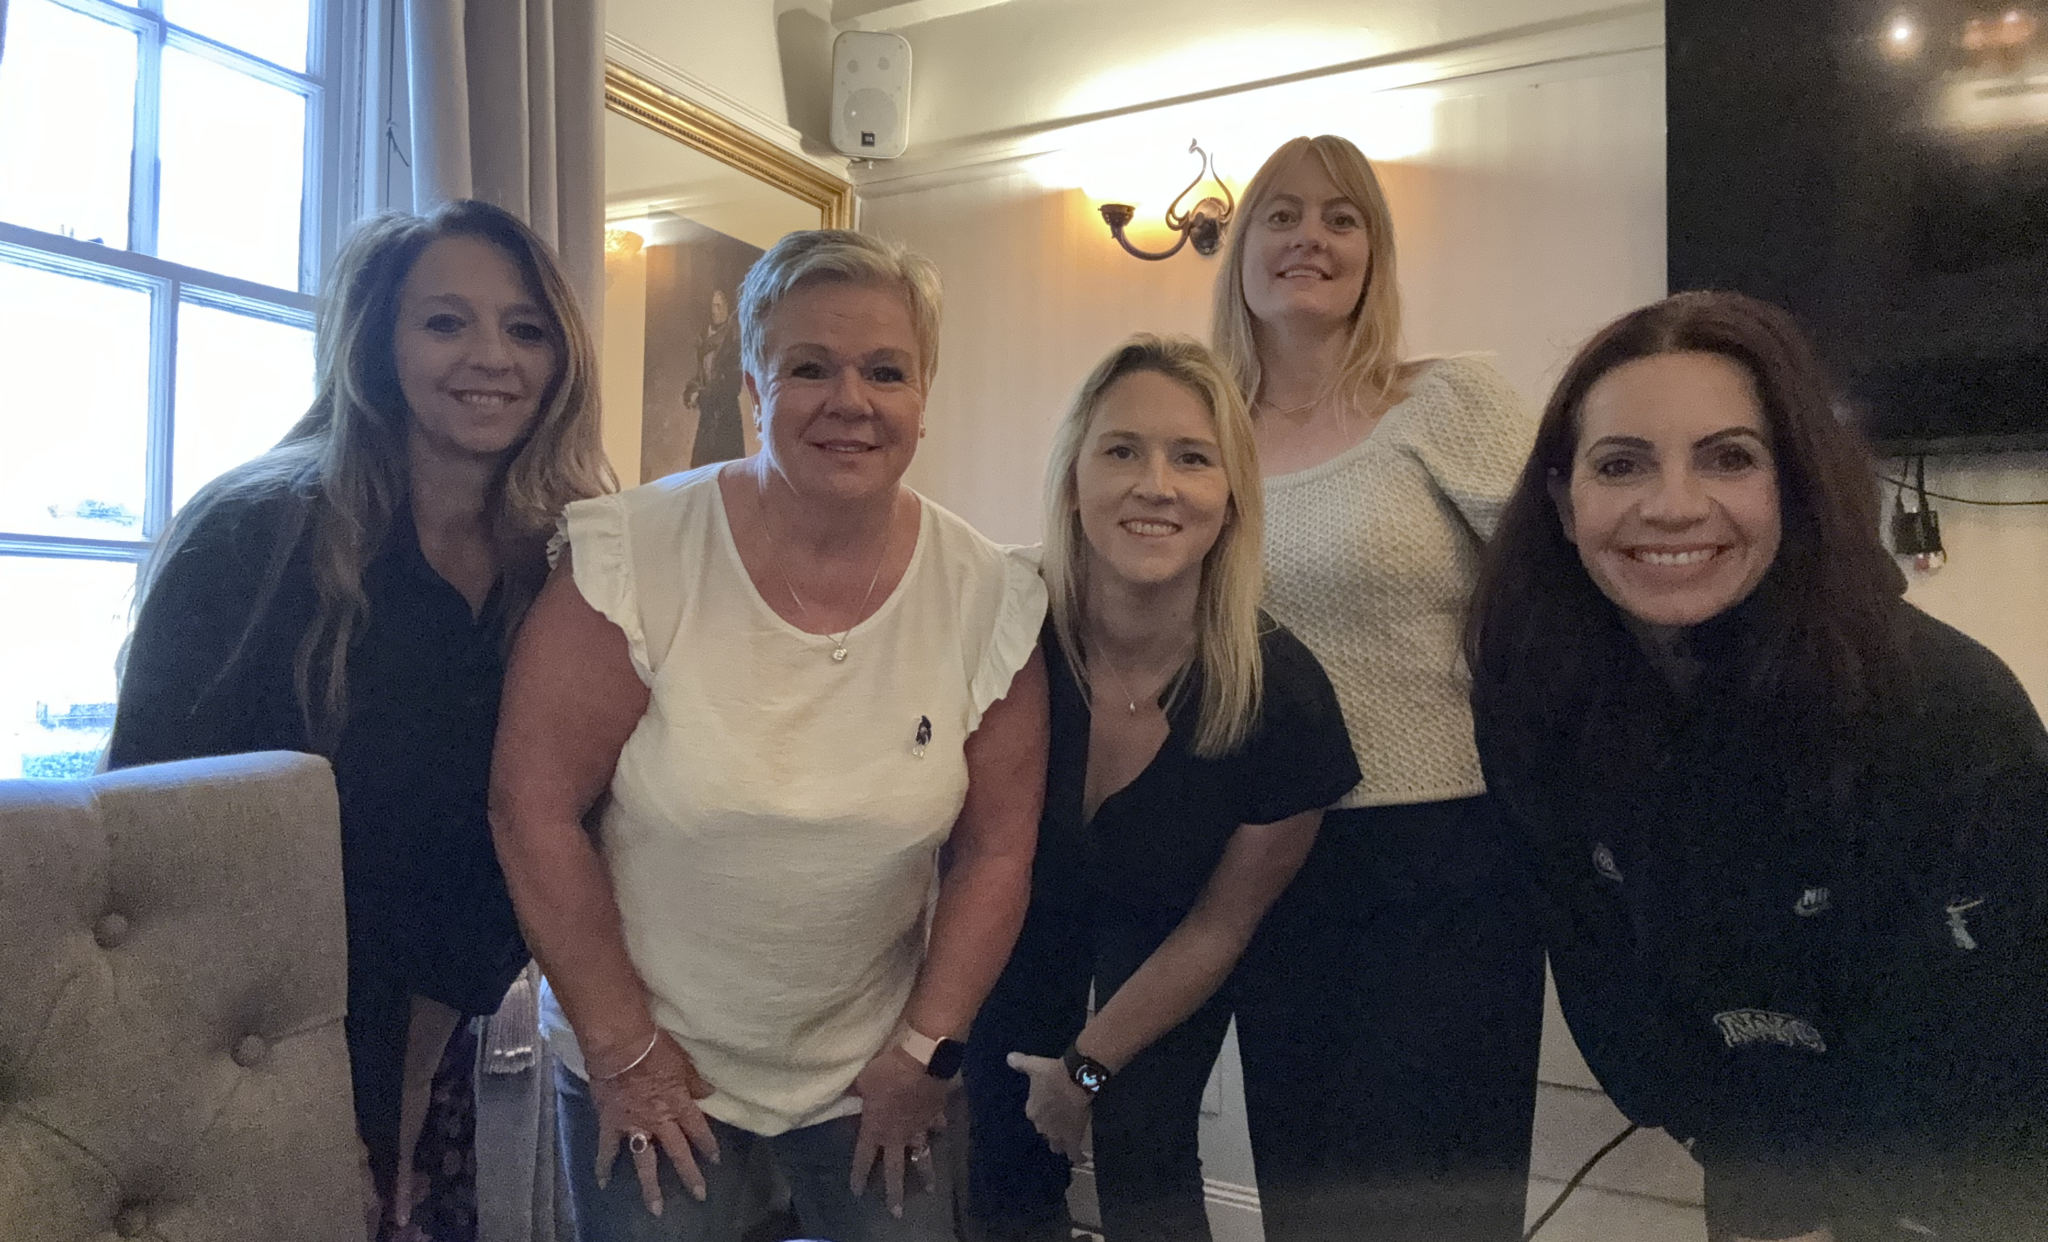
1092, 642, 1191, 715
760, 478, 889, 663
1256, 393, 1324, 419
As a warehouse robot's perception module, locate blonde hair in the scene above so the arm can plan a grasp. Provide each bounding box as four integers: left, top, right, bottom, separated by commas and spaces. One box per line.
1210, 135, 1407, 413
738, 229, 944, 390
1043, 334, 1267, 758
131, 200, 614, 752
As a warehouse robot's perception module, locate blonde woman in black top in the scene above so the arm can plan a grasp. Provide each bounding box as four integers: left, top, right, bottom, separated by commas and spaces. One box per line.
963, 336, 1358, 1242
109, 200, 610, 1240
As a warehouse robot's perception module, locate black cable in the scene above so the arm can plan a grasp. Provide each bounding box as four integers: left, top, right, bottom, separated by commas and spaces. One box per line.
1878, 478, 2048, 506
1522, 1122, 1641, 1242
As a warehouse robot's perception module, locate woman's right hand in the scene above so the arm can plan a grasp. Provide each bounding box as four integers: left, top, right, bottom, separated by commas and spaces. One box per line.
589, 1029, 722, 1217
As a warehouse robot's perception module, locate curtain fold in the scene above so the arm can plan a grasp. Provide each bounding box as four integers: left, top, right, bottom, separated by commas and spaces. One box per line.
404, 0, 605, 339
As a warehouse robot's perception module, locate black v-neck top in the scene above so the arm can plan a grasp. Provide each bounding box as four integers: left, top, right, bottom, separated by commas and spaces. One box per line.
1030, 615, 1360, 924
109, 486, 527, 1015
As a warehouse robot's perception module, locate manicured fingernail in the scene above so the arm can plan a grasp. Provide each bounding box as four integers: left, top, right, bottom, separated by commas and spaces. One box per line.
596, 1173, 609, 1190
651, 1198, 664, 1218
693, 1184, 708, 1202
893, 1205, 904, 1219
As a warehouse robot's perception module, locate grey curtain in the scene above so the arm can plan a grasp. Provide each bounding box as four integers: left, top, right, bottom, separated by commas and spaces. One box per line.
404, 0, 606, 338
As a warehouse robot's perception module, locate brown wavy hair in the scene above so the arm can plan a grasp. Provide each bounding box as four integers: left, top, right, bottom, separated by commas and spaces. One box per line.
1466, 290, 1906, 740
132, 200, 614, 751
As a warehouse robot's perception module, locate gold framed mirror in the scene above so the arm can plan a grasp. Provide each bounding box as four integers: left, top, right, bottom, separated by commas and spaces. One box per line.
601, 64, 854, 484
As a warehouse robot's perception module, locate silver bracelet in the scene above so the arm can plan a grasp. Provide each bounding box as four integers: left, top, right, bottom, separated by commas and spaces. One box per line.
593, 1030, 660, 1082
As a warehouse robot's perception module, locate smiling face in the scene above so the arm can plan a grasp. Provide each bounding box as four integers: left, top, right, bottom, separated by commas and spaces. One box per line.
1073, 369, 1232, 594
1557, 351, 1784, 629
1239, 152, 1373, 331
745, 278, 925, 503
392, 234, 561, 461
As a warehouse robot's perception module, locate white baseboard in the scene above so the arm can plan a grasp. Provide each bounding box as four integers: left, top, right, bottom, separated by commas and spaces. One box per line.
1067, 1166, 1264, 1242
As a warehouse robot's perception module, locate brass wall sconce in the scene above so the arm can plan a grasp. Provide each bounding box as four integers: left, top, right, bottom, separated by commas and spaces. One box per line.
1098, 140, 1236, 261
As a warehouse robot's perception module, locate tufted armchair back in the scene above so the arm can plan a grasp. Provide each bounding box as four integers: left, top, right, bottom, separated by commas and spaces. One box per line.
0, 751, 364, 1241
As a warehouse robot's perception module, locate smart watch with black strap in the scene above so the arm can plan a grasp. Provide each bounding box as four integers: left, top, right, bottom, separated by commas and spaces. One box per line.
1062, 1042, 1112, 1097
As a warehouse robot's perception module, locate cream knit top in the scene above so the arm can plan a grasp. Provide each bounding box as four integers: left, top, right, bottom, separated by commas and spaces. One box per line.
1262, 356, 1536, 809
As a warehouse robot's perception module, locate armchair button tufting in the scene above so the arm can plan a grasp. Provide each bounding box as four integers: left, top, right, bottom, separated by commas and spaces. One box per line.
114, 1204, 149, 1236
93, 913, 129, 949
231, 1034, 270, 1068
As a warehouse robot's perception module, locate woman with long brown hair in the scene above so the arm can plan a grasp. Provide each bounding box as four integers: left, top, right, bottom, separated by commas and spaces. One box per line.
1468, 291, 2048, 1242
109, 199, 611, 1240
1209, 134, 1544, 1242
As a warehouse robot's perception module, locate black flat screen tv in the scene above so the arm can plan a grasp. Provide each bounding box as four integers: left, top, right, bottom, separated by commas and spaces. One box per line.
1670, 0, 2048, 454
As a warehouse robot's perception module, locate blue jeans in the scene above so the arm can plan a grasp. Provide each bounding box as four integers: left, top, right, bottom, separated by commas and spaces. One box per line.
554, 1062, 952, 1242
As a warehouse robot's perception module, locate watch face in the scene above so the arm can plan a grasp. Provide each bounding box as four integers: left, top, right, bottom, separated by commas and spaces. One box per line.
1075, 1062, 1109, 1094
927, 1038, 966, 1079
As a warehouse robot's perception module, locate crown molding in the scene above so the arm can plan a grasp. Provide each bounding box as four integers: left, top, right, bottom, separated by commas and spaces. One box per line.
852, 1, 1664, 198
834, 0, 1018, 32
603, 33, 853, 181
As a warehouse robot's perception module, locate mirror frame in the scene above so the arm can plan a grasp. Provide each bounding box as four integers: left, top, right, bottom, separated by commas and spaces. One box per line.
603, 64, 855, 230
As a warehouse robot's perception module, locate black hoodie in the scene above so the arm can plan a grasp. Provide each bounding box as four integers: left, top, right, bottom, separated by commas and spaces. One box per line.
1476, 598, 2048, 1241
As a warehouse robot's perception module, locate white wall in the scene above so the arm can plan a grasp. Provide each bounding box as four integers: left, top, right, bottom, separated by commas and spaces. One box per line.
608, 0, 791, 129
893, 0, 1655, 152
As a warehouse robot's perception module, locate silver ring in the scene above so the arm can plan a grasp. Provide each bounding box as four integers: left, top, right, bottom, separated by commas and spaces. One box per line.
910, 1145, 931, 1164
628, 1132, 651, 1155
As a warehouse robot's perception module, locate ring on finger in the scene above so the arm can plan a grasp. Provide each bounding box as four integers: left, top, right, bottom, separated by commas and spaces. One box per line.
628, 1132, 651, 1155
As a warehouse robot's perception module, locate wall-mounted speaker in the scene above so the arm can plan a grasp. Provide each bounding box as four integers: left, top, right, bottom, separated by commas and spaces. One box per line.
830, 30, 911, 160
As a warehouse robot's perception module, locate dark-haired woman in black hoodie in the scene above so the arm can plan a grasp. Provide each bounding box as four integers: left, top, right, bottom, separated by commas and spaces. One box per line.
1467, 291, 2048, 1242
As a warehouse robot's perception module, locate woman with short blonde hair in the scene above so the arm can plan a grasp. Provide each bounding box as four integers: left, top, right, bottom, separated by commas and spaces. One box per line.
1211, 134, 1544, 1242
492, 229, 1049, 1242
963, 335, 1358, 1242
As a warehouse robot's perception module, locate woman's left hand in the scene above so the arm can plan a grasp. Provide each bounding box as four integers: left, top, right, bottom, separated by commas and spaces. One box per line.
1007, 1053, 1092, 1161
847, 1046, 948, 1217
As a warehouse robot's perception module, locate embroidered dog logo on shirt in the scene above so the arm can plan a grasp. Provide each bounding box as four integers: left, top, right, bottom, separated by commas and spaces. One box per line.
1592, 843, 1624, 884
911, 715, 932, 758
1946, 896, 1984, 950
1712, 1009, 1827, 1053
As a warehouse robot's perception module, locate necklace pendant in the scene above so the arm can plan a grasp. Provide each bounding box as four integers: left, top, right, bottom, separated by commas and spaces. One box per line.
832, 645, 849, 663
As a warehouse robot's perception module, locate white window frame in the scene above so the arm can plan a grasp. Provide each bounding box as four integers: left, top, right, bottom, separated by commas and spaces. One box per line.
0, 0, 368, 569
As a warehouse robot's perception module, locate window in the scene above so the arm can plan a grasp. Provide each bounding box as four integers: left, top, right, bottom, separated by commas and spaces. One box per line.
0, 0, 351, 778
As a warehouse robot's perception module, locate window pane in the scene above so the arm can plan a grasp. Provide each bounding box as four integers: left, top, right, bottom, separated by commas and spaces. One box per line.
163, 0, 312, 71
0, 259, 151, 540
0, 556, 136, 779
0, 0, 138, 248
173, 302, 314, 511
158, 49, 306, 290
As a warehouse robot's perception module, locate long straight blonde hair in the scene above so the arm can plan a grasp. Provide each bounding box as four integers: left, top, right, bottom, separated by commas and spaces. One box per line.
131, 200, 614, 752
1210, 135, 1407, 413
1043, 335, 1267, 759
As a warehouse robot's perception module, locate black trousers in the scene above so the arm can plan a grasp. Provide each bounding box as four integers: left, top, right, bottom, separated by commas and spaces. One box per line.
965, 795, 1544, 1242
1237, 796, 1545, 1242
965, 902, 1240, 1242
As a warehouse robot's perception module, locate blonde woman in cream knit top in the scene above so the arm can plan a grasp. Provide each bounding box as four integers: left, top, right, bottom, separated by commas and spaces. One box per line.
1208, 135, 1545, 1242
1262, 354, 1530, 806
